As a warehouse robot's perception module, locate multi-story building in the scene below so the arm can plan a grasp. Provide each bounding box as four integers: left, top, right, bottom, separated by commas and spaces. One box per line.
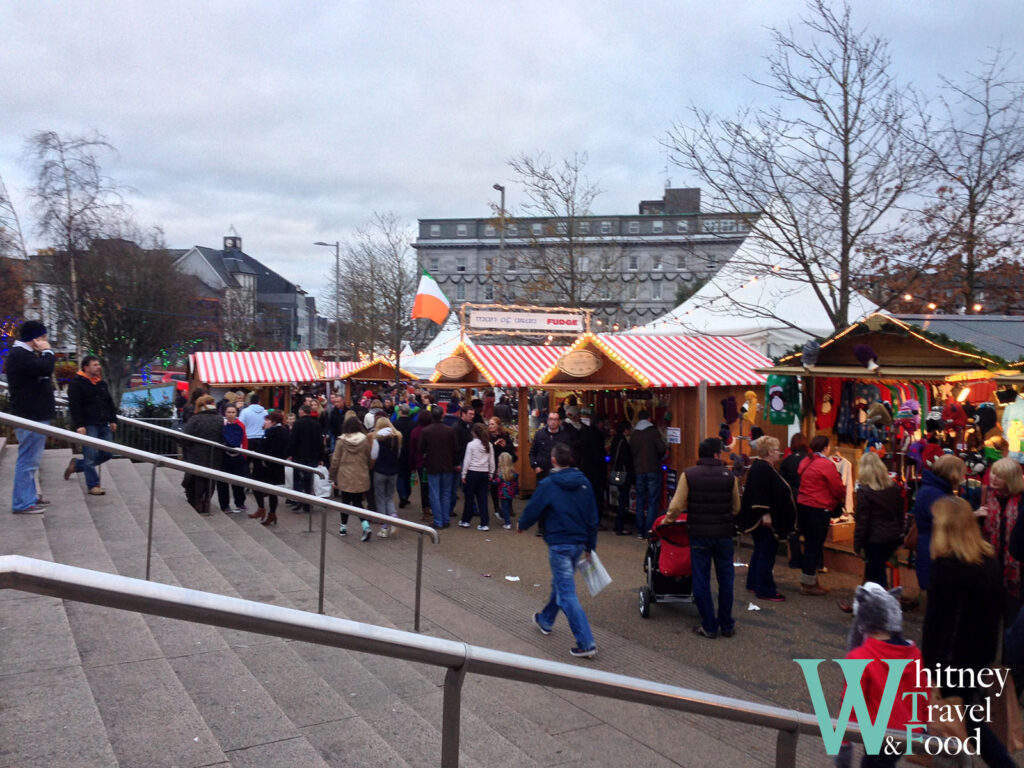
413, 188, 759, 329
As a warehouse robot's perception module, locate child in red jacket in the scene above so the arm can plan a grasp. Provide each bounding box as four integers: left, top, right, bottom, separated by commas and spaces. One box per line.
835, 582, 927, 767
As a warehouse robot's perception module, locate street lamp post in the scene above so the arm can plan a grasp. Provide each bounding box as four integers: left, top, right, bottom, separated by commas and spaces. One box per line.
314, 240, 341, 357
493, 183, 505, 263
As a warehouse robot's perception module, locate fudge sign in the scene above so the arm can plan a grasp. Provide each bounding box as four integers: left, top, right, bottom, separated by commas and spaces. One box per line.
468, 311, 584, 333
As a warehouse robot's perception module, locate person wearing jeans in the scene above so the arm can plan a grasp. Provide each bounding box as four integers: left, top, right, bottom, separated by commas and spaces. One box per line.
7, 321, 57, 514
667, 437, 740, 639
518, 442, 599, 658
418, 409, 460, 530
629, 409, 666, 536
64, 355, 119, 496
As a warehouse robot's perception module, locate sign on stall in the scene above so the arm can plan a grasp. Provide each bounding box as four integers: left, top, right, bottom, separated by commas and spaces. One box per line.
666, 427, 681, 445
468, 310, 584, 333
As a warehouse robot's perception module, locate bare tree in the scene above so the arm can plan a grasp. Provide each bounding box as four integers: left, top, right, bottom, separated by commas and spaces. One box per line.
506, 151, 622, 310
27, 131, 126, 358
0, 174, 28, 260
874, 48, 1024, 313
664, 0, 922, 332
73, 229, 201, 403
327, 213, 416, 378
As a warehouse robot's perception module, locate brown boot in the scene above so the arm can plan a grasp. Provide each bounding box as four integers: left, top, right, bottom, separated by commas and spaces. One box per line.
261, 511, 277, 526
249, 507, 266, 520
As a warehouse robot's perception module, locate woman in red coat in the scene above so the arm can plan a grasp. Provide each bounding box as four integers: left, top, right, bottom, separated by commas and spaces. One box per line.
795, 435, 845, 596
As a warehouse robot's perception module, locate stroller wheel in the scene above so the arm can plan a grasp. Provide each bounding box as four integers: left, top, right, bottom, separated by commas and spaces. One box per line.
639, 587, 652, 618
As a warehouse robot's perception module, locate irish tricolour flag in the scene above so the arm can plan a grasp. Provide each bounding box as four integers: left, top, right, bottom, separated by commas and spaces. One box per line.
411, 269, 451, 325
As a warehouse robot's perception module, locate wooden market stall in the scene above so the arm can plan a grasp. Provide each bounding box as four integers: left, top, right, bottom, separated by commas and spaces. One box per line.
188, 350, 325, 413
322, 358, 418, 405
428, 340, 570, 491
537, 333, 785, 482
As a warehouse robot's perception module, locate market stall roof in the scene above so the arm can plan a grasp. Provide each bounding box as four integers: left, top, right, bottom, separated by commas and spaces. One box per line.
541, 333, 772, 388
624, 228, 878, 357
763, 313, 1006, 381
429, 341, 570, 388
191, 350, 323, 386
892, 315, 1024, 364
402, 315, 462, 378
321, 358, 416, 381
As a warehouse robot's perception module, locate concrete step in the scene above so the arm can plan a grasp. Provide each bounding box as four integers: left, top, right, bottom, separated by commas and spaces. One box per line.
0, 448, 119, 768
90, 457, 333, 768
143, 462, 557, 768
37, 451, 229, 768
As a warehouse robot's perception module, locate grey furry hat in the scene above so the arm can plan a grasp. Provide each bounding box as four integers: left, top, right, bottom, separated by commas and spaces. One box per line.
848, 582, 903, 650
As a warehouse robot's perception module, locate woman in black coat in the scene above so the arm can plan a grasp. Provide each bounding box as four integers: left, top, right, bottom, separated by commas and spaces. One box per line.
180, 395, 224, 514
609, 421, 635, 536
852, 451, 905, 588
922, 495, 1011, 767
487, 416, 517, 521
739, 436, 795, 601
251, 411, 289, 526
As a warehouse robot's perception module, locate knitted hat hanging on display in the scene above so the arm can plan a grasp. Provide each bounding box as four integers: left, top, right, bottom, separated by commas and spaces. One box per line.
721, 395, 739, 424
853, 344, 879, 372
718, 422, 733, 449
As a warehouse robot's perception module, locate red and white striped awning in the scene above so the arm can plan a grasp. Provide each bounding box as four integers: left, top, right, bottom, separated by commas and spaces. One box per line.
321, 358, 417, 381
545, 334, 771, 388
191, 351, 323, 386
464, 342, 571, 387
321, 361, 362, 379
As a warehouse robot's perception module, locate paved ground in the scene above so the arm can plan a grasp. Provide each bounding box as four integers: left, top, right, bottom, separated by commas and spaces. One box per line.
399, 487, 926, 715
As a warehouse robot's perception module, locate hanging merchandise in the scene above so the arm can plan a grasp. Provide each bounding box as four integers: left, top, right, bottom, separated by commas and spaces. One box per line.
815, 378, 841, 431
721, 395, 739, 425
976, 403, 997, 436
742, 390, 760, 424
1002, 394, 1024, 462
766, 374, 800, 425
835, 381, 858, 443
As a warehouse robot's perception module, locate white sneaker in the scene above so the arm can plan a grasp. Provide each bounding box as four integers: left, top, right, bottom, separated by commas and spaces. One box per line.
458, 521, 471, 528
378, 528, 389, 538
503, 524, 512, 530
477, 525, 490, 531
339, 525, 347, 536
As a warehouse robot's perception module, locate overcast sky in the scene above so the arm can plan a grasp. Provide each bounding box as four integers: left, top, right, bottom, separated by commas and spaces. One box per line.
2, 1, 1022, 303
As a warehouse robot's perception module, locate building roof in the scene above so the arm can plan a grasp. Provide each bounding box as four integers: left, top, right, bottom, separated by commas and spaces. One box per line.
894, 315, 1024, 363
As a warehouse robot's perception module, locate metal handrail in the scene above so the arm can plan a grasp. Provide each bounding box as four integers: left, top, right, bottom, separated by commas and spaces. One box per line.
0, 555, 904, 768
0, 412, 438, 629
117, 414, 329, 480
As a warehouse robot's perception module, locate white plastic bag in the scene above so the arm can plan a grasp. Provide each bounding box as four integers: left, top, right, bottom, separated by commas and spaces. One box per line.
577, 550, 612, 597
313, 468, 332, 498
284, 466, 294, 490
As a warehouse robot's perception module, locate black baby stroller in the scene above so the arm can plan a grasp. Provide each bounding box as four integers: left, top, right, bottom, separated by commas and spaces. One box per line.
639, 513, 694, 618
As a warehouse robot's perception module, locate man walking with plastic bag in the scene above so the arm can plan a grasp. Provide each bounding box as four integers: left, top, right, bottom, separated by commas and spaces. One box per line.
518, 442, 600, 659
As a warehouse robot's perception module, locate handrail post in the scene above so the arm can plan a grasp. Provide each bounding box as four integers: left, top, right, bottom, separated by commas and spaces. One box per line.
415, 534, 424, 632
318, 504, 327, 615
775, 726, 798, 768
441, 647, 470, 768
146, 463, 157, 581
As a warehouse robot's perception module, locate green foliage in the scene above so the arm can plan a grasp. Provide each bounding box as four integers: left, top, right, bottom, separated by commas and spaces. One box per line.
137, 398, 174, 419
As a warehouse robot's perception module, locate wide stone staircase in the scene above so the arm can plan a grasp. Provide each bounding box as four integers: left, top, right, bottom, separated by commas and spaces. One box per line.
0, 447, 830, 767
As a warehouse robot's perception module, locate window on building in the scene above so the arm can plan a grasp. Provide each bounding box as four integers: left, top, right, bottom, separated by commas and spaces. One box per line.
484, 256, 493, 272
429, 256, 440, 272
456, 283, 466, 301
652, 254, 662, 271
484, 224, 496, 237
677, 254, 688, 271
601, 221, 612, 234
579, 221, 590, 234
652, 220, 664, 233
600, 282, 612, 300
720, 219, 737, 233
531, 222, 543, 236
429, 224, 441, 237
507, 255, 517, 272
507, 223, 518, 236
457, 224, 468, 237
628, 221, 639, 234
702, 219, 720, 233
484, 284, 494, 301
737, 219, 749, 233
628, 253, 639, 271
652, 282, 663, 300
628, 282, 638, 300
456, 256, 466, 272
556, 221, 568, 235
676, 221, 689, 233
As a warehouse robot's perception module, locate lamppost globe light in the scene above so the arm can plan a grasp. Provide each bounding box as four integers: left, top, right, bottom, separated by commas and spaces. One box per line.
493, 183, 504, 192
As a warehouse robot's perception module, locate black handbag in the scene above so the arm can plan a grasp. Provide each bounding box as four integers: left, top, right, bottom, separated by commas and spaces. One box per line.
610, 441, 628, 486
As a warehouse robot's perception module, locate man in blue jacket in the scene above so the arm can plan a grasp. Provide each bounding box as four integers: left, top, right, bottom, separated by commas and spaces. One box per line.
518, 441, 599, 659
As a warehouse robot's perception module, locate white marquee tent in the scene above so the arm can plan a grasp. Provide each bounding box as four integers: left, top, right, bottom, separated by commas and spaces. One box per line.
402, 314, 462, 378
626, 231, 879, 358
